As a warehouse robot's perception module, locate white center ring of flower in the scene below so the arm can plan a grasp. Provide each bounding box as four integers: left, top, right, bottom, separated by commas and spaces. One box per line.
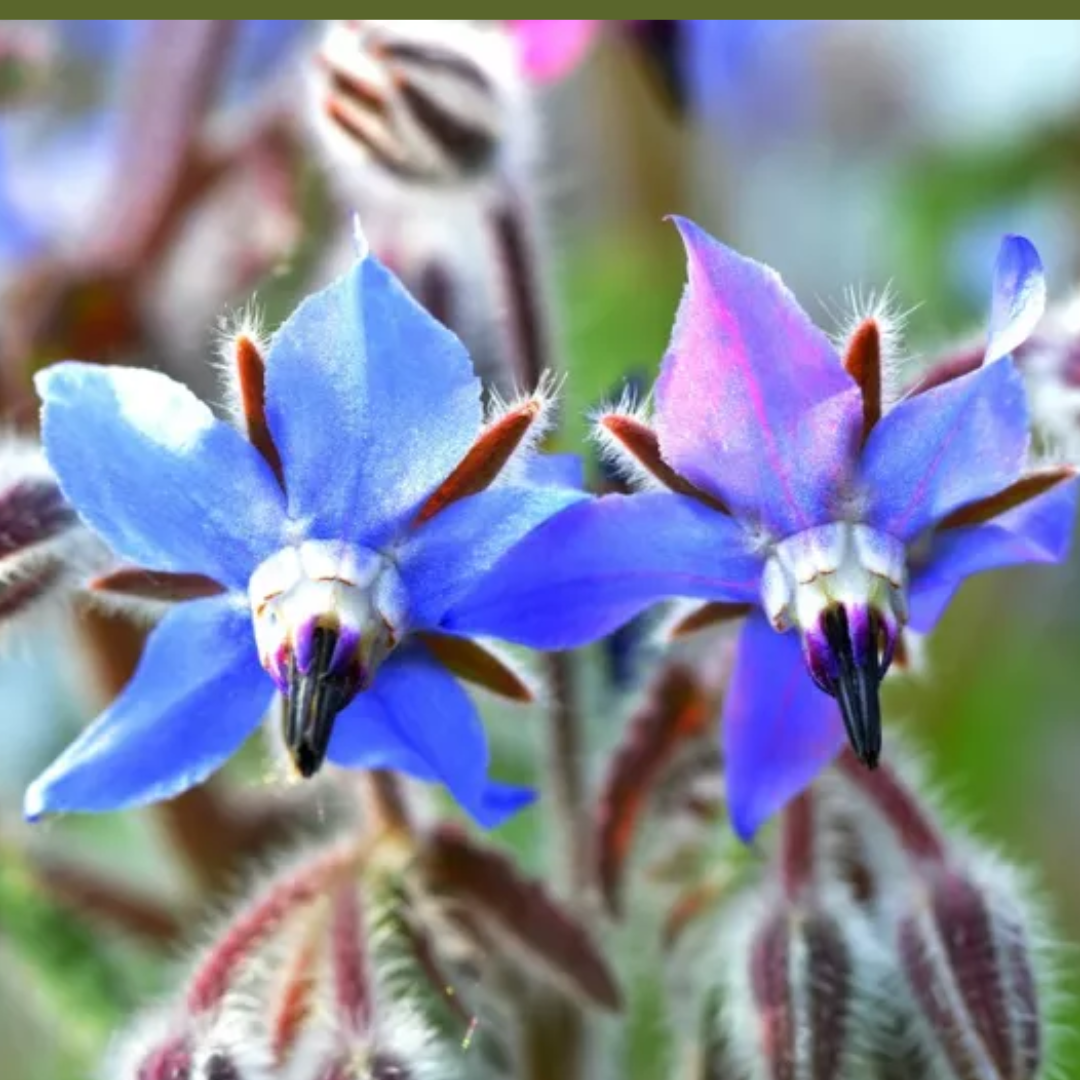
760, 522, 908, 635
248, 540, 407, 690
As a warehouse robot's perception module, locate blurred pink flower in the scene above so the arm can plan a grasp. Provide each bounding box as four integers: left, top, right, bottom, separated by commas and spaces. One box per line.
506, 19, 601, 83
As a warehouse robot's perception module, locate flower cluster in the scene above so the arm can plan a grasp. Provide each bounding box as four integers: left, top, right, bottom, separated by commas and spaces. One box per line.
21, 212, 1076, 842
1, 21, 1076, 1080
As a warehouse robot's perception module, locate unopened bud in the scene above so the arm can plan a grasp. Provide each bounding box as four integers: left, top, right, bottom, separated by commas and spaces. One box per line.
896, 863, 1042, 1080
313, 20, 524, 191
740, 901, 860, 1080
0, 437, 101, 627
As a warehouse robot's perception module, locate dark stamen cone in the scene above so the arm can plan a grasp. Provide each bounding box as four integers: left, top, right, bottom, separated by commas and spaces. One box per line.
284, 626, 354, 778
842, 318, 882, 443
937, 466, 1076, 531
413, 399, 542, 525
420, 632, 533, 701
822, 608, 882, 769
897, 869, 1042, 1080
598, 413, 731, 512
233, 333, 284, 487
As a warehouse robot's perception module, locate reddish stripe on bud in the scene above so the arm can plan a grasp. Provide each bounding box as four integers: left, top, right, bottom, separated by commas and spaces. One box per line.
324, 60, 389, 116
90, 566, 226, 603
598, 413, 730, 513
234, 333, 284, 487
937, 467, 1076, 531
778, 791, 815, 901
596, 664, 713, 917
270, 922, 323, 1065
749, 911, 795, 1080
899, 870, 1041, 1080
330, 884, 373, 1036
186, 843, 360, 1014
748, 909, 853, 1080
804, 916, 853, 1080
836, 750, 946, 863
324, 98, 411, 180
668, 601, 753, 639
413, 400, 541, 526
423, 824, 622, 1010
420, 632, 533, 702
842, 318, 882, 443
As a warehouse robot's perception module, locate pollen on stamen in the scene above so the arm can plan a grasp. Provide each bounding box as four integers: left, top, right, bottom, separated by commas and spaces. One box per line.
590, 386, 661, 493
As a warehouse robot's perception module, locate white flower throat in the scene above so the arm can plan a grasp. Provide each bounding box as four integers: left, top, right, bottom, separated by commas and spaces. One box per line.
760, 522, 909, 766
248, 540, 407, 776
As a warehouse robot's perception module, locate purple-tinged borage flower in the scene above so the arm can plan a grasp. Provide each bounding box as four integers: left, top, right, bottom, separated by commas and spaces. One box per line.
447, 218, 1078, 840
27, 232, 586, 827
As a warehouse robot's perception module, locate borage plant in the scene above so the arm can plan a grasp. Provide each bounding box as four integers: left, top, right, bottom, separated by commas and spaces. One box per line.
0, 18, 1075, 1080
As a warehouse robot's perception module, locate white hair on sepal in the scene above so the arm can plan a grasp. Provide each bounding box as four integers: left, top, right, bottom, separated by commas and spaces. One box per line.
825, 281, 918, 411
213, 298, 271, 429
589, 387, 664, 493
484, 368, 563, 486
77, 577, 174, 629
98, 1006, 193, 1080
191, 996, 279, 1080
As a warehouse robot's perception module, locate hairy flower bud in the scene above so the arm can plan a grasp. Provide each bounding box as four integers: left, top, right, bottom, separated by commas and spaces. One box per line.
313, 20, 524, 191
715, 795, 886, 1080
0, 436, 102, 628
896, 862, 1043, 1080
819, 750, 1052, 1080
720, 889, 878, 1080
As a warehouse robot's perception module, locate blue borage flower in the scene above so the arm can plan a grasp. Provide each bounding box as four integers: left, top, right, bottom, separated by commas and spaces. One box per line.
27, 236, 585, 827
447, 218, 1078, 840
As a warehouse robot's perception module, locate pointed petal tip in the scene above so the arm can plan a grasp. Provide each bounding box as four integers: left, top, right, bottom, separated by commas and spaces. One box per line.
666, 213, 711, 259
350, 212, 371, 262
986, 233, 1046, 363
23, 779, 46, 823
472, 781, 537, 829
33, 360, 81, 399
